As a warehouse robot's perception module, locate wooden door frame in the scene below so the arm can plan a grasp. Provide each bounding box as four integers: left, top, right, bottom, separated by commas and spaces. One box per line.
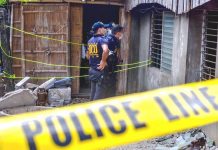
117, 7, 131, 95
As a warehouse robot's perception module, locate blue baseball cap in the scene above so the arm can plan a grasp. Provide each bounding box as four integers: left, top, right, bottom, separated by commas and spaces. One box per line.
104, 23, 113, 29
92, 21, 105, 32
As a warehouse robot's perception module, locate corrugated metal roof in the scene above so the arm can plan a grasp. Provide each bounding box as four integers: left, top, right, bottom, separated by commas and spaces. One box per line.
9, 0, 125, 6
125, 0, 211, 14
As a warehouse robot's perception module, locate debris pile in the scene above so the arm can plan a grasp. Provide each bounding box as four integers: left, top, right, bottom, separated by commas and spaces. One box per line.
111, 129, 218, 150
0, 76, 73, 116
155, 129, 216, 150
0, 89, 37, 110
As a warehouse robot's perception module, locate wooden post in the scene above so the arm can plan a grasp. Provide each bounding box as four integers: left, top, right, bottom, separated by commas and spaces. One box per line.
70, 4, 83, 95
117, 8, 131, 95
67, 3, 70, 77
21, 5, 25, 77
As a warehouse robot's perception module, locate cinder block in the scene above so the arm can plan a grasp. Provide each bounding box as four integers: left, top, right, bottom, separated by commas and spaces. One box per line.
48, 87, 71, 106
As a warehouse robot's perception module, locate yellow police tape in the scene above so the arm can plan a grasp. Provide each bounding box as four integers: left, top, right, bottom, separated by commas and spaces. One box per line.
0, 36, 149, 69
2, 60, 152, 80
5, 25, 85, 46
1, 79, 218, 150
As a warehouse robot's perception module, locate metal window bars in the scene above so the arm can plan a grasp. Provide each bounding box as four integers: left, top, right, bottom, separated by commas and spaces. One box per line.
150, 10, 174, 73
150, 11, 163, 69
201, 10, 218, 81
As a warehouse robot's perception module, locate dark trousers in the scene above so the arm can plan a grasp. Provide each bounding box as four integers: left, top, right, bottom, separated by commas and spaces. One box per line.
89, 68, 106, 100
105, 82, 116, 98
90, 80, 106, 100
104, 73, 117, 98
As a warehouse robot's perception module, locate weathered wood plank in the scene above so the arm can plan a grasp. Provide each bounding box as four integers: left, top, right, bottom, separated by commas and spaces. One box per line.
21, 5, 25, 77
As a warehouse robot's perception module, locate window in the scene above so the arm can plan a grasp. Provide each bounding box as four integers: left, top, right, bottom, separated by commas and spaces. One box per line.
201, 10, 218, 81
150, 11, 175, 72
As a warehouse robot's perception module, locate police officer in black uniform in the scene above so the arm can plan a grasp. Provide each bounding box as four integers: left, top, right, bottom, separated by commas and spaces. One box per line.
105, 25, 124, 98
88, 22, 109, 100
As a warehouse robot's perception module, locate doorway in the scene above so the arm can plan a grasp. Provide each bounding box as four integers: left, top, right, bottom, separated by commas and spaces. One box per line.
80, 4, 120, 93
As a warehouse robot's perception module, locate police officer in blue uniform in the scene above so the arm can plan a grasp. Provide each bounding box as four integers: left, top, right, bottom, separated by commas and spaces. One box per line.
104, 23, 114, 36
88, 22, 109, 100
105, 25, 124, 98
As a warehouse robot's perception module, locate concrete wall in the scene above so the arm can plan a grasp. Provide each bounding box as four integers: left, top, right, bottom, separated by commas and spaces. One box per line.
144, 14, 190, 91
127, 12, 190, 92
185, 10, 204, 83
137, 12, 151, 91
172, 14, 190, 85
127, 11, 140, 93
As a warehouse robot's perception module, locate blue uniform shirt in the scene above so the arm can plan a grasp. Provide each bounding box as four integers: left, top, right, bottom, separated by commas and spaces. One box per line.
106, 34, 120, 56
88, 34, 108, 70
105, 34, 120, 72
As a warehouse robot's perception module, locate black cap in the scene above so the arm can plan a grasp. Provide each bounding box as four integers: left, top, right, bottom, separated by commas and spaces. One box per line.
92, 21, 105, 32
112, 25, 124, 34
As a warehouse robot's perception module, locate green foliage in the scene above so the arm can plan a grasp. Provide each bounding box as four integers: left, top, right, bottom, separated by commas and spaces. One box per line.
0, 0, 7, 6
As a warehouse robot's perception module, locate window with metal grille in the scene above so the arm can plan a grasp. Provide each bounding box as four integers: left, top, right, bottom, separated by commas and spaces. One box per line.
150, 11, 175, 72
201, 10, 218, 81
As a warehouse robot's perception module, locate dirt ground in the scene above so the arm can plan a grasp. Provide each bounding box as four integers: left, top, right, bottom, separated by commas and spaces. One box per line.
110, 140, 158, 150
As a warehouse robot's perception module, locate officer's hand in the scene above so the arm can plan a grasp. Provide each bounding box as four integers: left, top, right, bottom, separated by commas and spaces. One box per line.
97, 61, 107, 71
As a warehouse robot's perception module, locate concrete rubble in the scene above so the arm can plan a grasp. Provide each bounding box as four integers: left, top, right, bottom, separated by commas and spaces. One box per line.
0, 77, 73, 117
33, 78, 56, 95
111, 129, 218, 150
15, 77, 30, 90
53, 78, 72, 88
0, 89, 37, 110
48, 87, 71, 107
25, 83, 39, 90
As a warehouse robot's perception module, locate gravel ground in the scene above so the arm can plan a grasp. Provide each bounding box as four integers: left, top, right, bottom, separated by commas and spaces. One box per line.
71, 98, 90, 104
110, 140, 158, 150
110, 131, 218, 150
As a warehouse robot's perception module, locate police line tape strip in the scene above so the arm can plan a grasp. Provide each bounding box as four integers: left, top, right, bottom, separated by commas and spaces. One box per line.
2, 61, 152, 80
1, 79, 218, 150
3, 25, 149, 68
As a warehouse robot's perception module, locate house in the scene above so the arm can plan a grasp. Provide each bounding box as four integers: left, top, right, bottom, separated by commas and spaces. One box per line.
125, 0, 218, 144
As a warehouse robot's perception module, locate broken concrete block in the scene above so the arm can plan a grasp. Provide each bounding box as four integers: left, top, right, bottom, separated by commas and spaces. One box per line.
33, 78, 56, 95
0, 111, 9, 117
49, 99, 64, 107
2, 106, 51, 115
54, 78, 72, 88
48, 87, 71, 106
25, 83, 39, 90
0, 89, 37, 110
15, 77, 30, 90
38, 78, 56, 90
